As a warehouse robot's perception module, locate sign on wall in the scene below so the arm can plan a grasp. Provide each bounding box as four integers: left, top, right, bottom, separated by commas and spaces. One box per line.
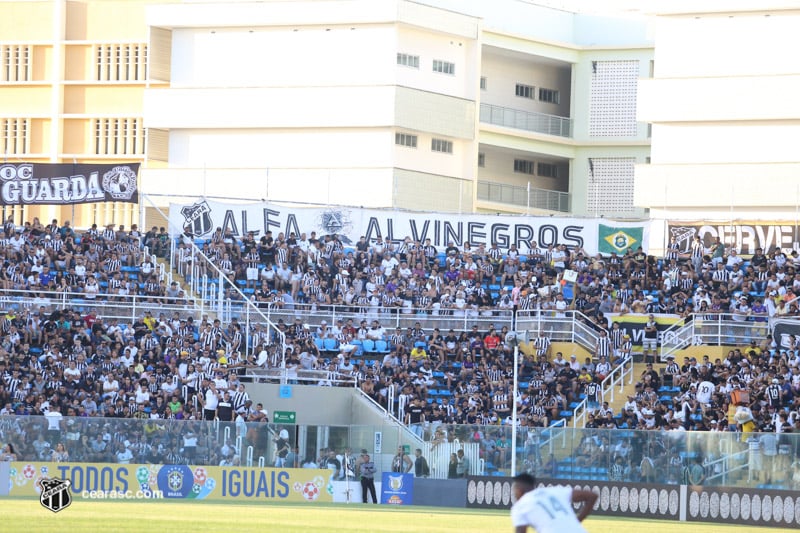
8, 463, 333, 502
170, 199, 650, 256
668, 221, 800, 255
380, 472, 413, 505
0, 163, 139, 205
605, 314, 683, 348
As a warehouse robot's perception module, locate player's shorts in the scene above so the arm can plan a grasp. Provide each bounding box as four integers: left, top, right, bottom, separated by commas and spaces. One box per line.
246, 267, 259, 281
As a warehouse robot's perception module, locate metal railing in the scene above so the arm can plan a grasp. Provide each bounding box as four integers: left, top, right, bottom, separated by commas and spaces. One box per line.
571, 356, 634, 429
142, 194, 288, 372
480, 102, 573, 138
0, 288, 196, 322
659, 313, 773, 361
477, 180, 570, 213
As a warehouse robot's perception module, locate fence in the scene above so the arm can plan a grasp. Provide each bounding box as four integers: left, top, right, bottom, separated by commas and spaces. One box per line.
659, 313, 779, 361
4, 415, 798, 491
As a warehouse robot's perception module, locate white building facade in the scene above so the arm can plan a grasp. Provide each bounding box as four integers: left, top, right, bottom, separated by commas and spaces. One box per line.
143, 0, 653, 217
636, 1, 800, 254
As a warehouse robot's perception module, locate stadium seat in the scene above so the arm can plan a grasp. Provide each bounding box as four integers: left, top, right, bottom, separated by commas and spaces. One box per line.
362, 340, 376, 353
314, 338, 325, 351
375, 340, 390, 354
323, 338, 339, 352
351, 340, 364, 356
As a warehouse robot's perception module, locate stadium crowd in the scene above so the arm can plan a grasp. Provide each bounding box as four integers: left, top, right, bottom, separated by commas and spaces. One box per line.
0, 216, 799, 477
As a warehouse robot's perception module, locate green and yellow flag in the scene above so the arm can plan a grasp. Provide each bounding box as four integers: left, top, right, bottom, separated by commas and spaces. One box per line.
598, 224, 643, 254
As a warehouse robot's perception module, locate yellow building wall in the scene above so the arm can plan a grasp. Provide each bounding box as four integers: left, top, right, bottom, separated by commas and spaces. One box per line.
64, 86, 145, 114
0, 87, 51, 115
66, 0, 156, 41
0, 0, 162, 228
0, 2, 55, 41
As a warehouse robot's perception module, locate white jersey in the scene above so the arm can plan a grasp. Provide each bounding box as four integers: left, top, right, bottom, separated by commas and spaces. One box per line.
696, 381, 715, 404
511, 485, 587, 533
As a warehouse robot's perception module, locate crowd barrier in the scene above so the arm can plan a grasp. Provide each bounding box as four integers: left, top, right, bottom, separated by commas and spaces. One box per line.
3, 414, 800, 527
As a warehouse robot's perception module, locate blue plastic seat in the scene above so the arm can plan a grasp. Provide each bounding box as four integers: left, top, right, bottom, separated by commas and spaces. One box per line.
323, 338, 339, 352
362, 339, 376, 353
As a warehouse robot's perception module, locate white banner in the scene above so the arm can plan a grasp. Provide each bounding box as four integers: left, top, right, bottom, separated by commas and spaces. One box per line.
169, 199, 650, 256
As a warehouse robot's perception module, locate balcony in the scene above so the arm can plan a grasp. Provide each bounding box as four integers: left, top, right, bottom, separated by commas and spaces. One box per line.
479, 103, 572, 138
477, 180, 570, 213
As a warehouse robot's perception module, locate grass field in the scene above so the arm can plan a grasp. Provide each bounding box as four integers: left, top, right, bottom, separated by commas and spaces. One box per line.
0, 499, 795, 533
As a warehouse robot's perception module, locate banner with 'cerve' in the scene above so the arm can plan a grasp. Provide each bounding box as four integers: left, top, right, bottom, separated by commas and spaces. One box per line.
667, 221, 800, 256
0, 162, 139, 206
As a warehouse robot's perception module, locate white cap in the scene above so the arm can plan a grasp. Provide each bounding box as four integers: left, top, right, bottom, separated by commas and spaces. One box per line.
279, 429, 289, 439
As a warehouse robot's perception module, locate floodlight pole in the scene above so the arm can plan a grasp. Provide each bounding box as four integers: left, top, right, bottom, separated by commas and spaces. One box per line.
511, 342, 519, 477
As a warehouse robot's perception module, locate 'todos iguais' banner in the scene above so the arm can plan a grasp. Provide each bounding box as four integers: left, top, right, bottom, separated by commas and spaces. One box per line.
8, 462, 333, 502
169, 199, 650, 256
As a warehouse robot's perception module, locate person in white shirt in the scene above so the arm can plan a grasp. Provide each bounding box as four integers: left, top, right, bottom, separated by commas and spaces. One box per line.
511, 473, 597, 533
696, 380, 715, 407
116, 442, 134, 464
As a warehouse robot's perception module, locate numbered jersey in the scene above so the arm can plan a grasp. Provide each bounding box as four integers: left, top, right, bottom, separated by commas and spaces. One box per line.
511, 485, 587, 533
696, 381, 715, 404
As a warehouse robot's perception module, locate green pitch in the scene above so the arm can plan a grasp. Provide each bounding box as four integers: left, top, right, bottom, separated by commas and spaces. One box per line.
0, 499, 795, 533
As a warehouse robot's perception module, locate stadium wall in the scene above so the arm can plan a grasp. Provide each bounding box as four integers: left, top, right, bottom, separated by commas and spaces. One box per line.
465, 477, 800, 528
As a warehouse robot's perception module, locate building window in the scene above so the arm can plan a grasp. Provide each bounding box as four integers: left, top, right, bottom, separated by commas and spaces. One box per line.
515, 83, 535, 99
514, 159, 535, 175
95, 44, 148, 81
538, 88, 560, 104
395, 132, 417, 148
0, 45, 31, 82
94, 118, 144, 155
431, 138, 453, 154
0, 118, 29, 154
478, 152, 485, 167
396, 53, 419, 69
432, 60, 455, 75
480, 77, 487, 90
537, 162, 558, 178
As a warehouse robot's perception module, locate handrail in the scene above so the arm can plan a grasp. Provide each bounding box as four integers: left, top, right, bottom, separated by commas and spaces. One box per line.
479, 102, 573, 138
476, 180, 570, 213
142, 194, 287, 373
357, 388, 425, 445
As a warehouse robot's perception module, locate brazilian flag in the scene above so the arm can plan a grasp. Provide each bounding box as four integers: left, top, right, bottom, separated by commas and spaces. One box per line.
598, 224, 643, 254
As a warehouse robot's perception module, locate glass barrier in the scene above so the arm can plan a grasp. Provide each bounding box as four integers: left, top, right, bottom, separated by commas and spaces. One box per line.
3, 416, 798, 492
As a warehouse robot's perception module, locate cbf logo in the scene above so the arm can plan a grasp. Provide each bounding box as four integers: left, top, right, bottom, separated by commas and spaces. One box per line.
40, 478, 72, 513
389, 475, 404, 490
168, 470, 183, 491
181, 201, 213, 236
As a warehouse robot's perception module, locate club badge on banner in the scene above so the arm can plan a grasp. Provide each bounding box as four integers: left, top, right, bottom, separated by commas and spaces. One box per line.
380, 472, 413, 505
6, 462, 333, 503
169, 199, 650, 257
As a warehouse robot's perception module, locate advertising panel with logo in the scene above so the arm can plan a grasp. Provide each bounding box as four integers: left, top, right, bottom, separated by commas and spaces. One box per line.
7, 463, 334, 503
170, 199, 650, 257
380, 472, 413, 505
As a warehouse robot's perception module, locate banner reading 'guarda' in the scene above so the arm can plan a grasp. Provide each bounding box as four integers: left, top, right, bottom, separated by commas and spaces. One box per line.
0, 162, 139, 205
